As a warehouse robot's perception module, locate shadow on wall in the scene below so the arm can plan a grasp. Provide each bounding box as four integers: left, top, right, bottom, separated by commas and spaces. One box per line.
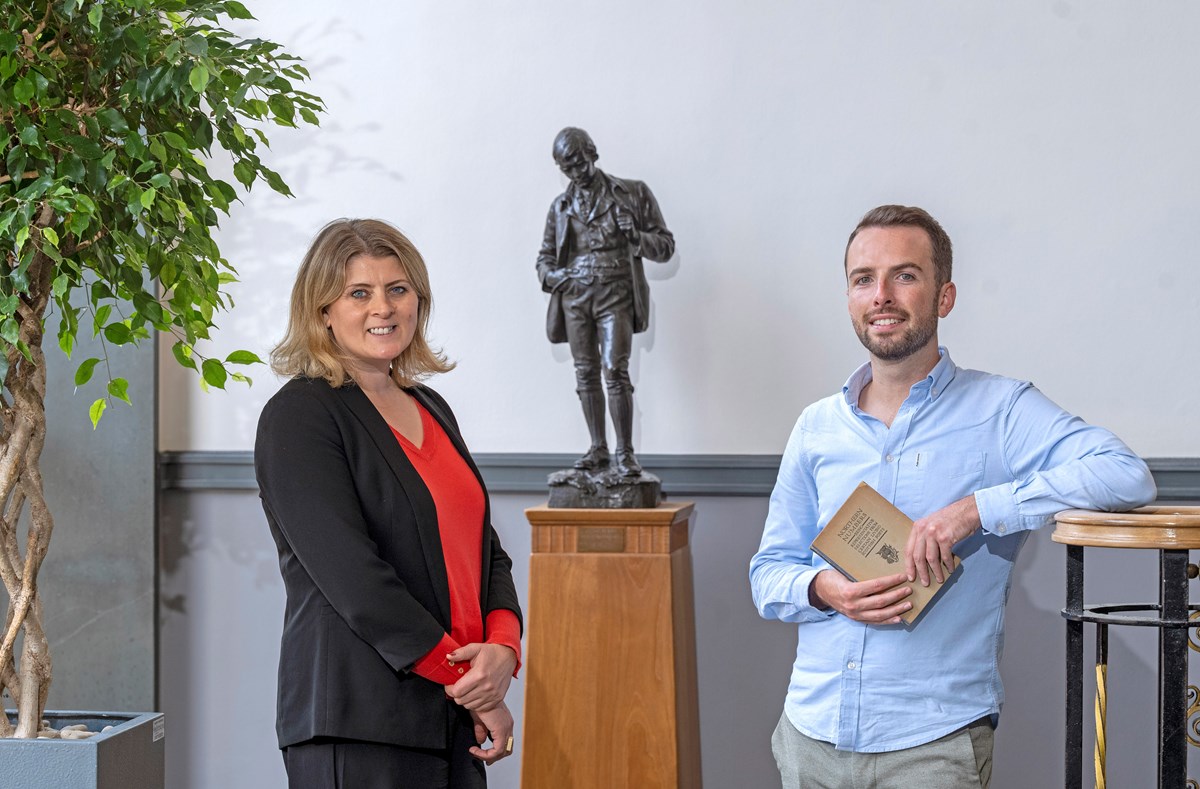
161, 15, 410, 448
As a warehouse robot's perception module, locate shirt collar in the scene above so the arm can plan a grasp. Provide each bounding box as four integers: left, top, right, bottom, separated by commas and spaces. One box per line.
842, 346, 958, 407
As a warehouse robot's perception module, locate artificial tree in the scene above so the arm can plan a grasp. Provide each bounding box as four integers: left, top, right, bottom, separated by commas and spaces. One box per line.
0, 0, 321, 738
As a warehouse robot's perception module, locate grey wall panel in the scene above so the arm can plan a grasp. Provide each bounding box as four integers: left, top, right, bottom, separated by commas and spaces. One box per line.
159, 489, 284, 789
158, 486, 1186, 788
1, 319, 157, 713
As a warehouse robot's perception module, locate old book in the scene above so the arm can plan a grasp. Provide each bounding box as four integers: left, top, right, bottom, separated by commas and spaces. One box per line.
811, 481, 959, 625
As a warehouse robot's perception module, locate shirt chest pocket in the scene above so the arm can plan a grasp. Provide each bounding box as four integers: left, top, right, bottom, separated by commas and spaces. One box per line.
915, 450, 987, 512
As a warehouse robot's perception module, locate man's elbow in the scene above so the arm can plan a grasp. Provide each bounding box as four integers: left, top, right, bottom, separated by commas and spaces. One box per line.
748, 562, 774, 618
1108, 455, 1158, 510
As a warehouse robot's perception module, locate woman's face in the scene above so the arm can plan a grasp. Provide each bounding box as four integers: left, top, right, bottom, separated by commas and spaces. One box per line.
322, 253, 419, 378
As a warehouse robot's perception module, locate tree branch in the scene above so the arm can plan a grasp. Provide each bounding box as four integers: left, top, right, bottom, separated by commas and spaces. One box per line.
0, 171, 41, 186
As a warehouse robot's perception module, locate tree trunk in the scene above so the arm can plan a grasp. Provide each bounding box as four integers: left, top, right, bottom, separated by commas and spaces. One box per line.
0, 237, 56, 738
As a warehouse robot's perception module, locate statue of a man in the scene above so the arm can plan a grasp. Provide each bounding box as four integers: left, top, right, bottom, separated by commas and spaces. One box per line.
537, 127, 675, 477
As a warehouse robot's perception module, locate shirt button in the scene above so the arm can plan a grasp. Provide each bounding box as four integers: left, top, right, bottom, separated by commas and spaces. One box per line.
885, 454, 895, 463
847, 661, 857, 670
457, 668, 465, 674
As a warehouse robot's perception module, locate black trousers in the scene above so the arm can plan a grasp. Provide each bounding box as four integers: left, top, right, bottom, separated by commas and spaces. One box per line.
283, 706, 486, 789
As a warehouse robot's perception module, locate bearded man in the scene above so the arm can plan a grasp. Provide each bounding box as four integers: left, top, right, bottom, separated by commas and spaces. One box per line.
750, 205, 1155, 788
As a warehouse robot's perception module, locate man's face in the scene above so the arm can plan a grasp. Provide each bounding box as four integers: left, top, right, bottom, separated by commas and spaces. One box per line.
556, 148, 597, 189
845, 225, 955, 362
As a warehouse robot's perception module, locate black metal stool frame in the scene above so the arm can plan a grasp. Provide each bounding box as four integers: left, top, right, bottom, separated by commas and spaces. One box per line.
1063, 545, 1199, 787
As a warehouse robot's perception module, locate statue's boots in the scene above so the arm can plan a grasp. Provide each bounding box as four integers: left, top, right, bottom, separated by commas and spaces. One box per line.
574, 391, 610, 471
610, 391, 642, 477
574, 444, 610, 471
615, 448, 642, 477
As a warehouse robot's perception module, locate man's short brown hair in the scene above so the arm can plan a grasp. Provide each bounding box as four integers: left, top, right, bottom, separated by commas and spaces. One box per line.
844, 205, 953, 287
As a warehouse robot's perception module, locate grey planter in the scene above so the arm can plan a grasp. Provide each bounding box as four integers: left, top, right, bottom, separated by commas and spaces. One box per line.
0, 711, 164, 789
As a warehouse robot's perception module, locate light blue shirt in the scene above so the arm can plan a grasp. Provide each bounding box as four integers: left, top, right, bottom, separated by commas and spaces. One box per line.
750, 348, 1155, 752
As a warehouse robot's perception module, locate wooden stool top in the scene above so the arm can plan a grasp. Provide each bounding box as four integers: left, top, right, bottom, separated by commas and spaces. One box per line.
1052, 506, 1200, 549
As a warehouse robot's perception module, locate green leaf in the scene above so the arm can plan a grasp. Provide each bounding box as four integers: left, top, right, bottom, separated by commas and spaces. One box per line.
189, 64, 210, 93
42, 227, 59, 247
97, 108, 130, 134
13, 76, 34, 105
18, 126, 38, 146
66, 134, 104, 160
225, 350, 262, 365
74, 357, 101, 386
201, 358, 228, 389
140, 188, 157, 209
149, 173, 173, 188
0, 318, 18, 345
15, 174, 53, 200
183, 34, 209, 57
87, 3, 103, 29
0, 210, 14, 238
60, 154, 86, 183
262, 168, 292, 197
223, 1, 255, 19
52, 274, 70, 298
163, 131, 188, 151
89, 398, 107, 429
92, 304, 112, 335
58, 328, 74, 358
232, 159, 255, 187
91, 281, 115, 302
6, 146, 27, 182
108, 378, 131, 404
103, 322, 133, 344
124, 27, 149, 58
267, 93, 295, 125
172, 341, 198, 371
149, 137, 168, 162
133, 292, 165, 325
86, 159, 109, 191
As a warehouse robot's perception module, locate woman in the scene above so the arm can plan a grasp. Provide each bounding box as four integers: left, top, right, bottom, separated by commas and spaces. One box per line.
255, 219, 522, 788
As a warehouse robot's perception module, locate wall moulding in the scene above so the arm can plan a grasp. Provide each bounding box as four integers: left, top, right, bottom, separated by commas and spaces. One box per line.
159, 452, 1199, 501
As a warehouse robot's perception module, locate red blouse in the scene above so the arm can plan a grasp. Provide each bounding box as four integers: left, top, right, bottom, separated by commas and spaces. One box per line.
393, 401, 521, 686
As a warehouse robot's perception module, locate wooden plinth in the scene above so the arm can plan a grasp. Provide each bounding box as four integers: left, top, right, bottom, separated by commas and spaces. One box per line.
521, 501, 701, 789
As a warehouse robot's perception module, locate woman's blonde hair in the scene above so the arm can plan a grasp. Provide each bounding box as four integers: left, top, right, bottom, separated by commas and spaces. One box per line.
270, 219, 454, 387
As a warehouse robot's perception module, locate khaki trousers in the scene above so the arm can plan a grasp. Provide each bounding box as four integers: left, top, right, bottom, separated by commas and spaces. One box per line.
771, 712, 993, 789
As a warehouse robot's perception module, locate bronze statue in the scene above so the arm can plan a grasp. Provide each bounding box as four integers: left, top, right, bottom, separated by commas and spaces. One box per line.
537, 127, 675, 479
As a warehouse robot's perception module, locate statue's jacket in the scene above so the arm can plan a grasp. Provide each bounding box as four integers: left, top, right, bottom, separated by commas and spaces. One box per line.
537, 170, 675, 343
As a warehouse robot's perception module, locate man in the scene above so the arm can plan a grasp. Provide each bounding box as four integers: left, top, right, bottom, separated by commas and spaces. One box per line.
749, 205, 1155, 787
537, 127, 675, 477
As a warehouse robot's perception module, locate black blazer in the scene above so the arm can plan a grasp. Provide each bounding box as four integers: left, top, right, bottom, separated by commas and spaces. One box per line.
254, 377, 522, 749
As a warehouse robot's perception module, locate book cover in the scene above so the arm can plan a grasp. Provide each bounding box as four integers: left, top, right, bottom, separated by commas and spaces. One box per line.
811, 481, 959, 625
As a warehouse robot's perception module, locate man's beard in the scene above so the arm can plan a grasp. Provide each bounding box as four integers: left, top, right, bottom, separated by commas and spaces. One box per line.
853, 307, 939, 362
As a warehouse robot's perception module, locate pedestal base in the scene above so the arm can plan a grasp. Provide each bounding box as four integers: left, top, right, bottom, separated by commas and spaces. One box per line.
521, 502, 700, 789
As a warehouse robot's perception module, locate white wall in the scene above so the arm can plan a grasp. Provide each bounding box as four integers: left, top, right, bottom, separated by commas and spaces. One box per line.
159, 0, 1200, 458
